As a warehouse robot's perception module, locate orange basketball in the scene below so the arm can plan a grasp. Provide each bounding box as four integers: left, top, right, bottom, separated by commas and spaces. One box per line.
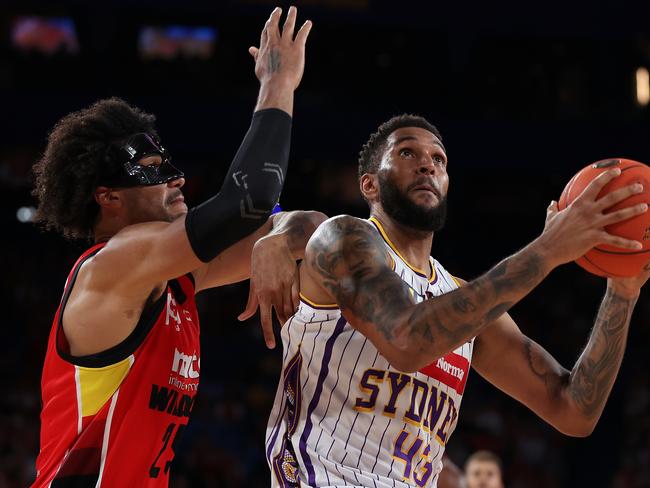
558, 158, 650, 278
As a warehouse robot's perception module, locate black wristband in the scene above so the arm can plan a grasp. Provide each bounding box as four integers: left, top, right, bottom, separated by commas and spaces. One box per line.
185, 108, 292, 262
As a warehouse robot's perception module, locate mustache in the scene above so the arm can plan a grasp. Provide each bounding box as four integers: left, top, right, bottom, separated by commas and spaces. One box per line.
406, 177, 442, 197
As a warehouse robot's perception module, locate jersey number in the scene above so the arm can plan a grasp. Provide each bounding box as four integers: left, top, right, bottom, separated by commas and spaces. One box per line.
149, 422, 186, 478
392, 430, 433, 487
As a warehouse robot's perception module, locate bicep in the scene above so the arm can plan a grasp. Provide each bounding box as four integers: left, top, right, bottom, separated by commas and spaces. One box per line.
472, 313, 571, 424
92, 216, 202, 294
303, 216, 416, 368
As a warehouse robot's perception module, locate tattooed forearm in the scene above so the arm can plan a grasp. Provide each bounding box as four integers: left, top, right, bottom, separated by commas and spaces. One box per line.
568, 289, 635, 418
401, 250, 547, 355
307, 216, 553, 364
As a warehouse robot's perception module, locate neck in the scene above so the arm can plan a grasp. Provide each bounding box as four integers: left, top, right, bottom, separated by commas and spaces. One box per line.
94, 216, 127, 244
370, 207, 434, 274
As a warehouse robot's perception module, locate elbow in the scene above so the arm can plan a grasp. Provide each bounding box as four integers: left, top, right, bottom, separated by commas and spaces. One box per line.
553, 417, 596, 438
383, 339, 430, 373
389, 357, 421, 374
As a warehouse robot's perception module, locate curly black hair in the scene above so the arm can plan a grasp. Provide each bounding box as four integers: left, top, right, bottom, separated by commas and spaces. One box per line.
32, 97, 159, 240
357, 114, 443, 179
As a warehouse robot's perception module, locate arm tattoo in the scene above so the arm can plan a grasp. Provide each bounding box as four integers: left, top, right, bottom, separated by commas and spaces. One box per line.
524, 337, 569, 399
307, 216, 550, 360
568, 289, 635, 418
269, 211, 326, 260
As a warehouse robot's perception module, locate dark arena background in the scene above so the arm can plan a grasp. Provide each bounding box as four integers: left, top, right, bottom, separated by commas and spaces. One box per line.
2, 0, 650, 486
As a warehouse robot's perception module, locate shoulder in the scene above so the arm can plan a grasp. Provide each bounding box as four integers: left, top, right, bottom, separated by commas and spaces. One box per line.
305, 214, 391, 273
309, 215, 378, 247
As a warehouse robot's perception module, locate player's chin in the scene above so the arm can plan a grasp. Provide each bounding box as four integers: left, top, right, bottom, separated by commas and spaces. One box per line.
167, 203, 188, 221
410, 191, 439, 208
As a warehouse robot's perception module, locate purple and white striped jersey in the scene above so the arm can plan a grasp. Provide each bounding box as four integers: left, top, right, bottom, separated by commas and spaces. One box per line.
266, 217, 474, 488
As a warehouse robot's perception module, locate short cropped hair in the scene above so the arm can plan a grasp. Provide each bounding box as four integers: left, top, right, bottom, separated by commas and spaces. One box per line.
32, 97, 158, 240
357, 114, 442, 179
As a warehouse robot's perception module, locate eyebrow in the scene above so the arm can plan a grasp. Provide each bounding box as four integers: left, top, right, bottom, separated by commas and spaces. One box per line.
394, 135, 447, 152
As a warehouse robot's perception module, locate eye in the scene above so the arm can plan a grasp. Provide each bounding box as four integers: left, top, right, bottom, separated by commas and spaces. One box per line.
434, 155, 446, 166
399, 148, 415, 158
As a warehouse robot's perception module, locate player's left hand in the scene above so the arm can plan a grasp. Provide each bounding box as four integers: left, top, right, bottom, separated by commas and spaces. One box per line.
607, 260, 650, 299
238, 233, 300, 349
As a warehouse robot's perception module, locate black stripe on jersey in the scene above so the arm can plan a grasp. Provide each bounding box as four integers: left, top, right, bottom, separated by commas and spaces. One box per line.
55, 248, 184, 368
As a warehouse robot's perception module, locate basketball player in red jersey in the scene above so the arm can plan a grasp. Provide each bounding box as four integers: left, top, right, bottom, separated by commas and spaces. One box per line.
291, 115, 650, 487
30, 7, 320, 487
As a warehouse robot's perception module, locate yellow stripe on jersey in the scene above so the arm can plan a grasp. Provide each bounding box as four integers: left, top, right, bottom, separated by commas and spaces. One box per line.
450, 275, 463, 287
369, 217, 437, 283
299, 293, 338, 309
76, 355, 133, 417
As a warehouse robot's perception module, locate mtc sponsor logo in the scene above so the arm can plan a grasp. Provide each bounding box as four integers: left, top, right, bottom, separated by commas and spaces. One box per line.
171, 348, 200, 379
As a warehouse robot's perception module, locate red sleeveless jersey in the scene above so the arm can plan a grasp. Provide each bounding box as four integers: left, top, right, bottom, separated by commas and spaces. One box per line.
33, 243, 201, 487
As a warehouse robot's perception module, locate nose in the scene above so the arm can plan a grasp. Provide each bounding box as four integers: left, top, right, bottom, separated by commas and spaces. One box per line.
417, 155, 437, 175
169, 177, 185, 188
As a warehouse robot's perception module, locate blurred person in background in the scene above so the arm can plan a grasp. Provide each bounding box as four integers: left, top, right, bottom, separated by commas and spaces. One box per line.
265, 114, 650, 487
29, 6, 321, 487
464, 450, 503, 488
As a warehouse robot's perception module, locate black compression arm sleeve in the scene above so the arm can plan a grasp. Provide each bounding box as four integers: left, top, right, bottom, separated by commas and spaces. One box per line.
184, 108, 291, 262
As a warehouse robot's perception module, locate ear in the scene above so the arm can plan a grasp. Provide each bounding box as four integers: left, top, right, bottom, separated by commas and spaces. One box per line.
360, 173, 379, 202
94, 186, 122, 209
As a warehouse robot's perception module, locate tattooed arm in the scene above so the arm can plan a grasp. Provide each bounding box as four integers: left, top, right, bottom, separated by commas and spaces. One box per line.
301, 170, 645, 372
472, 274, 646, 437
302, 215, 550, 371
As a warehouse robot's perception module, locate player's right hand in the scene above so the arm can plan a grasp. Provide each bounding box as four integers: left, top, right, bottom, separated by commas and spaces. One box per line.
537, 168, 648, 267
249, 6, 312, 91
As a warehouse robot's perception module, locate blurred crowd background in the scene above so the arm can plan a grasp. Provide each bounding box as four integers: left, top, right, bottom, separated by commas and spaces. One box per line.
2, 0, 650, 486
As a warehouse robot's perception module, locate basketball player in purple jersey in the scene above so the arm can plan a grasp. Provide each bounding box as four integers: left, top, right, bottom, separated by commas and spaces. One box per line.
266, 114, 650, 487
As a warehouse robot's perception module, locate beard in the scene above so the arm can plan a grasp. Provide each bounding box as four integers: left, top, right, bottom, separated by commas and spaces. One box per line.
378, 172, 447, 232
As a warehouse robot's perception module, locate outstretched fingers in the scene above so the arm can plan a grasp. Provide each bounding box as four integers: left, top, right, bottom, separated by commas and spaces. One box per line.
599, 203, 648, 228
266, 7, 282, 44
595, 183, 644, 211
281, 6, 297, 42
577, 168, 621, 202
294, 19, 313, 48
596, 231, 643, 250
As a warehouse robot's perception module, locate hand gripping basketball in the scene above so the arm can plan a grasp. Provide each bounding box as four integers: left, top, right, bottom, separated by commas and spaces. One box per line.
557, 159, 650, 277
539, 167, 648, 270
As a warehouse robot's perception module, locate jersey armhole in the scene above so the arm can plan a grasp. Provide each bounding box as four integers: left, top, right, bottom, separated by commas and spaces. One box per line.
55, 248, 173, 368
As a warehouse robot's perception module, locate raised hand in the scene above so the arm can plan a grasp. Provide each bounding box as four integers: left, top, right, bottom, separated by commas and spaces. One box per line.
249, 6, 312, 92
539, 168, 648, 268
